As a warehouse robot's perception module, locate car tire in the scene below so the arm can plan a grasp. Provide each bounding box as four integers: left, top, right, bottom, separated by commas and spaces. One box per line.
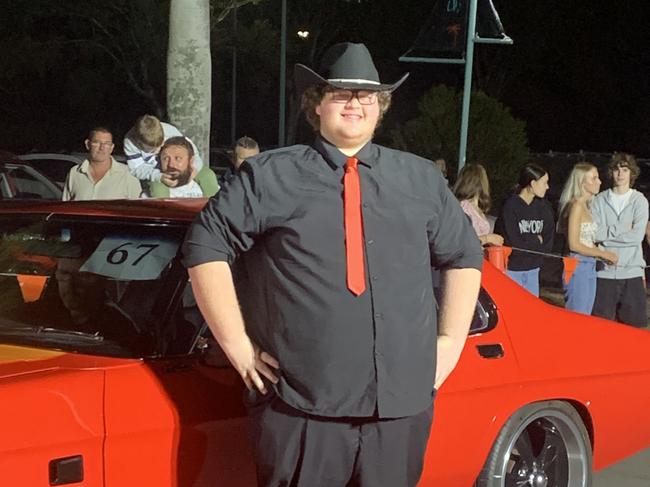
475, 400, 592, 487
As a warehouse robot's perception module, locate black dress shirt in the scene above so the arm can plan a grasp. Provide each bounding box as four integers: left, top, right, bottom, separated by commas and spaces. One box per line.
182, 137, 483, 418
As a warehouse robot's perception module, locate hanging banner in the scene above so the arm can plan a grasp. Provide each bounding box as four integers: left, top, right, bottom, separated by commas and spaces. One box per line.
401, 0, 507, 60
401, 0, 469, 59
477, 0, 506, 38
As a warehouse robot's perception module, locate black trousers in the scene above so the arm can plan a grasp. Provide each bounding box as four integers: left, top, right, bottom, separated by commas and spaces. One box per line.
245, 389, 434, 487
592, 277, 647, 327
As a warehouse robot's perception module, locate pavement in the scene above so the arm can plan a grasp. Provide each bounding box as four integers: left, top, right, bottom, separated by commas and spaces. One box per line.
594, 447, 650, 485
539, 285, 650, 485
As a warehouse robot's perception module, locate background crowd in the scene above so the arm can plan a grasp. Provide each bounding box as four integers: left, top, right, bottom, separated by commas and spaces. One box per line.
61, 110, 649, 328
454, 154, 649, 327
61, 115, 259, 202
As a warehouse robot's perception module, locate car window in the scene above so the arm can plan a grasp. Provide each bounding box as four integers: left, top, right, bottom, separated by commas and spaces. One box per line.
469, 288, 498, 334
6, 166, 61, 199
0, 215, 186, 358
160, 280, 230, 366
23, 158, 77, 185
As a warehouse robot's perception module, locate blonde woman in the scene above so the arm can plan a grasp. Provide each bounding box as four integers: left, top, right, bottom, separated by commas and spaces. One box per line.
453, 164, 504, 246
558, 163, 618, 314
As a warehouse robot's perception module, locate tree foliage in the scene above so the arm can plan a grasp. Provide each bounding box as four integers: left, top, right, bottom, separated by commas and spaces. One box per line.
0, 0, 265, 151
390, 84, 529, 205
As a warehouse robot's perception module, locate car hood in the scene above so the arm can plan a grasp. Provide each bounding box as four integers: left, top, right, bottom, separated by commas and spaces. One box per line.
0, 343, 141, 379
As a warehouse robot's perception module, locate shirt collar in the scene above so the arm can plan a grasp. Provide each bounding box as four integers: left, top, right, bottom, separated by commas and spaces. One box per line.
80, 157, 116, 174
313, 135, 377, 170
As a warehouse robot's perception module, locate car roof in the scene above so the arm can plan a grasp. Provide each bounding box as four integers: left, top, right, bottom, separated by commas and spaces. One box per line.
0, 198, 207, 222
18, 153, 85, 163
1, 151, 61, 174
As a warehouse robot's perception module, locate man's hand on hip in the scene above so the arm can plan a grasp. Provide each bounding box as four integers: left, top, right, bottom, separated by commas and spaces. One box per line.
223, 337, 279, 394
434, 335, 465, 389
188, 262, 279, 394
435, 267, 481, 389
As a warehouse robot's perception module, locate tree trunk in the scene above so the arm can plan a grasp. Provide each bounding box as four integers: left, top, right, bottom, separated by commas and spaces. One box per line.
167, 0, 211, 160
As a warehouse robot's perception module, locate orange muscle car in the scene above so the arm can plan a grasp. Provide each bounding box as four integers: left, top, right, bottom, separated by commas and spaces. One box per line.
0, 199, 649, 487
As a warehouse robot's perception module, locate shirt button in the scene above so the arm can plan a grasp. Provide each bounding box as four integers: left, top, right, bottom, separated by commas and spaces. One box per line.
375, 351, 383, 358
374, 312, 383, 319
371, 276, 379, 281
367, 239, 374, 245
363, 203, 368, 208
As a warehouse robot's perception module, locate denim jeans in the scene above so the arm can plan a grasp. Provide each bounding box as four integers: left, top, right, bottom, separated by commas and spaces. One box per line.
563, 254, 597, 315
507, 268, 540, 297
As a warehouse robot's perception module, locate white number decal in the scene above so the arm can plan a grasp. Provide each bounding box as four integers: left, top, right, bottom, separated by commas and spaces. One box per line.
80, 236, 177, 280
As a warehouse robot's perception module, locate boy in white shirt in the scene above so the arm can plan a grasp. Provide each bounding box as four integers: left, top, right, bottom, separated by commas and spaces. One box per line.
123, 115, 204, 186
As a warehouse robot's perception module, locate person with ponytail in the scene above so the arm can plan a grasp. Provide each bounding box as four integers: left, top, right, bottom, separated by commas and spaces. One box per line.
496, 164, 554, 296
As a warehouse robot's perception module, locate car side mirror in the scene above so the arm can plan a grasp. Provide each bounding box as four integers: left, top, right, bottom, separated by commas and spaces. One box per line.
469, 288, 498, 335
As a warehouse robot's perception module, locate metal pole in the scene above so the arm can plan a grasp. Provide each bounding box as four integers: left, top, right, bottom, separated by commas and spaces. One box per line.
278, 0, 287, 147
230, 6, 238, 145
457, 0, 479, 175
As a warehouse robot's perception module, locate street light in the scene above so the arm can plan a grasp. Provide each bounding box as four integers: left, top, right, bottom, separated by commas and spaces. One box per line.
297, 30, 310, 39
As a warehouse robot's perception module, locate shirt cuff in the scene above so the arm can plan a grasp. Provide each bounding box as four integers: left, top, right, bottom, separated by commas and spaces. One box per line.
181, 243, 232, 269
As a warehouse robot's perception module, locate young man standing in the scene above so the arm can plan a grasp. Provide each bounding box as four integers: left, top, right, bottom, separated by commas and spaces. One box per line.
63, 127, 141, 201
233, 136, 260, 170
219, 136, 260, 186
592, 153, 649, 327
182, 43, 483, 486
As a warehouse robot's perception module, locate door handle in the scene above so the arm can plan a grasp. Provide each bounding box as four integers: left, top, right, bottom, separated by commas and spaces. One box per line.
476, 343, 504, 359
49, 455, 83, 485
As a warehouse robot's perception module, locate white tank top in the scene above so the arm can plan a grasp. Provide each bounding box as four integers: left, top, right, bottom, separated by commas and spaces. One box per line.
579, 221, 597, 248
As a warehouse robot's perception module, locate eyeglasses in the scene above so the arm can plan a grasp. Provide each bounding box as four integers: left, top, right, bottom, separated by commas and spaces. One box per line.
326, 89, 378, 105
89, 141, 114, 148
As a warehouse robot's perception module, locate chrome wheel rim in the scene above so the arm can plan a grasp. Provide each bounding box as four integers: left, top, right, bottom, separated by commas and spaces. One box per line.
498, 410, 589, 487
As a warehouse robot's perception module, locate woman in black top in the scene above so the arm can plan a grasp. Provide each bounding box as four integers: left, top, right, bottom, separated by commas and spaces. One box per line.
497, 164, 554, 296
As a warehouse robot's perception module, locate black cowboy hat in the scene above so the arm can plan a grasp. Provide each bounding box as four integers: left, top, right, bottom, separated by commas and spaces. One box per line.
294, 42, 409, 95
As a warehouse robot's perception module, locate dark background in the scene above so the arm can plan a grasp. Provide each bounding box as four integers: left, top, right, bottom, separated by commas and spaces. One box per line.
0, 0, 648, 156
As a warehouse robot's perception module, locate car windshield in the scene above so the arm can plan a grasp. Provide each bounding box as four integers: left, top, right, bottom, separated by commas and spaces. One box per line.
0, 214, 186, 358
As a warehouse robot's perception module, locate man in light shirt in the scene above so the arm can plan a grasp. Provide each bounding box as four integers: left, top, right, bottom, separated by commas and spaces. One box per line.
146, 137, 218, 198
62, 127, 141, 201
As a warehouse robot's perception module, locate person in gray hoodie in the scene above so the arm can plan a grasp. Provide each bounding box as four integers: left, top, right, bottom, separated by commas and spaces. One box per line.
591, 153, 649, 327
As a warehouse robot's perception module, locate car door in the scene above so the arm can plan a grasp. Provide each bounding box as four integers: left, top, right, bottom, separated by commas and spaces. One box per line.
419, 284, 524, 486
103, 279, 256, 487
0, 350, 106, 487
147, 354, 257, 487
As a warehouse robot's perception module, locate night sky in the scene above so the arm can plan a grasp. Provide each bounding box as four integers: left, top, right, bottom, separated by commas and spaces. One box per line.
0, 0, 648, 156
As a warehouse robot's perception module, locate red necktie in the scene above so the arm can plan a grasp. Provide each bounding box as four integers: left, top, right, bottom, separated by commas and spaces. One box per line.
344, 157, 366, 295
